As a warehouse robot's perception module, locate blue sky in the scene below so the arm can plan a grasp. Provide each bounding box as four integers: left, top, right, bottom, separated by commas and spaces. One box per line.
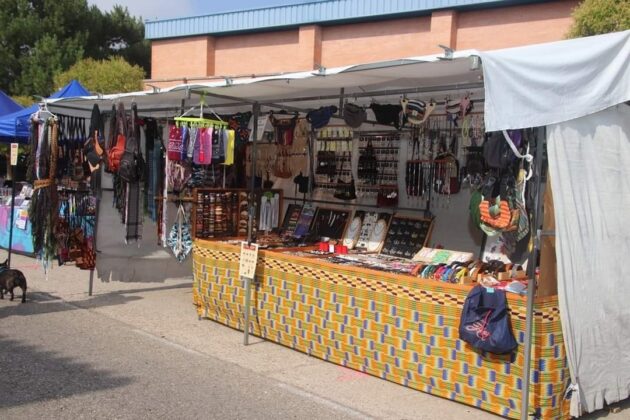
88, 0, 323, 20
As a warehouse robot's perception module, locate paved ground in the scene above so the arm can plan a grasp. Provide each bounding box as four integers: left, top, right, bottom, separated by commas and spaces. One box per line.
0, 254, 628, 419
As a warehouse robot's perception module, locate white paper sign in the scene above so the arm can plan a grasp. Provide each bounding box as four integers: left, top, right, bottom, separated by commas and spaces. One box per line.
239, 242, 259, 280
10, 143, 18, 166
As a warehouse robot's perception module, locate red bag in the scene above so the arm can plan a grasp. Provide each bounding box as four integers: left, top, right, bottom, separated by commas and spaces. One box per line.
168, 125, 184, 161
108, 103, 127, 173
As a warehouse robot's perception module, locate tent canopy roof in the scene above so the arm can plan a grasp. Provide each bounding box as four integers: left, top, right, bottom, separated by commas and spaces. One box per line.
0, 80, 91, 142
0, 91, 23, 116
47, 31, 630, 131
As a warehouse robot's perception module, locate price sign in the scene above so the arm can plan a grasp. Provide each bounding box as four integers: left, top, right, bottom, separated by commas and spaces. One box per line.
239, 242, 259, 280
10, 143, 18, 166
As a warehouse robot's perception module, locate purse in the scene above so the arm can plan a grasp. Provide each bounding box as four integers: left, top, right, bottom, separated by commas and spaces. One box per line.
357, 138, 378, 184
459, 285, 518, 354
316, 140, 337, 179
334, 152, 356, 201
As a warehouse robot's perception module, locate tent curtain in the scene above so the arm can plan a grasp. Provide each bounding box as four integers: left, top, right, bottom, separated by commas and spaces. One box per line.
481, 30, 630, 132
547, 105, 630, 416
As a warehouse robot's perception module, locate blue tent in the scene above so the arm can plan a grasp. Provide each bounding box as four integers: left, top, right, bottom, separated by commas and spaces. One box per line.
0, 80, 90, 143
0, 91, 23, 116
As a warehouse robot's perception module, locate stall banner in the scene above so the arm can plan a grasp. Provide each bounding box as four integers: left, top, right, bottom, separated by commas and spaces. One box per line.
193, 241, 570, 419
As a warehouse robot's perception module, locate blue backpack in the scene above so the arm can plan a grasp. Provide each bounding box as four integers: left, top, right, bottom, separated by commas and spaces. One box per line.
459, 285, 518, 354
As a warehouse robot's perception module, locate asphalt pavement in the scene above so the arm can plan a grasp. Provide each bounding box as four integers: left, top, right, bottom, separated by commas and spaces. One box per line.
0, 254, 627, 419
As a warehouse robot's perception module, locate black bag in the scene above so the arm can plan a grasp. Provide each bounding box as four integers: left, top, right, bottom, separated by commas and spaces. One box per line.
334, 152, 356, 201
293, 172, 310, 194
459, 285, 518, 354
306, 105, 338, 129
483, 130, 521, 169
358, 138, 378, 184
316, 141, 337, 178
119, 104, 145, 183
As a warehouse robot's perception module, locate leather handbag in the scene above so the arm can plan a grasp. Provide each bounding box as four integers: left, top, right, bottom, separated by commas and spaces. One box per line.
107, 103, 127, 173
334, 152, 356, 201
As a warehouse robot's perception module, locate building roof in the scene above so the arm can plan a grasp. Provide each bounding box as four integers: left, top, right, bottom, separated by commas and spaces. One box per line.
145, 0, 545, 40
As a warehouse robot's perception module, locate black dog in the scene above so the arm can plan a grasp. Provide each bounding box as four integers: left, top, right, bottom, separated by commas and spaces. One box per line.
0, 259, 27, 303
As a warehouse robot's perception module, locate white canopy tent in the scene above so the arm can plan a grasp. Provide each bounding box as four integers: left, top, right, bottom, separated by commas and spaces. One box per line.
47, 30, 630, 419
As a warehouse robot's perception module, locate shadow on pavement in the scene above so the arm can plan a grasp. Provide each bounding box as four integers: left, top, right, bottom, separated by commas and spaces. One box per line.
0, 282, 191, 319
0, 292, 141, 319
0, 335, 132, 409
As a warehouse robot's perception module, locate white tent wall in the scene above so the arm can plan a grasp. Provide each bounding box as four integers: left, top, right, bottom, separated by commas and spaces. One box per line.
479, 31, 630, 418
547, 104, 630, 416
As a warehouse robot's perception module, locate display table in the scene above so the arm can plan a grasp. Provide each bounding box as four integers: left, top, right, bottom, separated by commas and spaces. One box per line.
192, 240, 569, 419
0, 204, 33, 254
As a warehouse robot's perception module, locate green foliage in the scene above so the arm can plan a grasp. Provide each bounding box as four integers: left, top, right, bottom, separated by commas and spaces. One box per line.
54, 57, 145, 94
0, 0, 149, 97
10, 95, 36, 107
567, 0, 630, 38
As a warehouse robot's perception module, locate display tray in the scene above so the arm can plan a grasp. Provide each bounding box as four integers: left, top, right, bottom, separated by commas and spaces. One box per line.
380, 216, 434, 259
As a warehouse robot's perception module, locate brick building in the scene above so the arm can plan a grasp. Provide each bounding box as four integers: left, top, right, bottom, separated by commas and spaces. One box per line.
145, 0, 579, 89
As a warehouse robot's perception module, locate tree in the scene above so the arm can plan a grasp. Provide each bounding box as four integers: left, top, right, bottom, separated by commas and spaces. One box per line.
567, 0, 630, 38
54, 56, 145, 94
0, 0, 149, 97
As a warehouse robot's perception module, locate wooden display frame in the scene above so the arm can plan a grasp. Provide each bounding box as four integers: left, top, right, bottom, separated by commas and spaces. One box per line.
309, 206, 351, 241
379, 215, 434, 259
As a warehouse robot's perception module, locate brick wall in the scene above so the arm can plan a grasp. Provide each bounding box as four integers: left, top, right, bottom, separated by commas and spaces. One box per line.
147, 0, 579, 88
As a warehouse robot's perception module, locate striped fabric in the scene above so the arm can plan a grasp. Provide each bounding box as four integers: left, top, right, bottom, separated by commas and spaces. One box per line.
192, 241, 569, 419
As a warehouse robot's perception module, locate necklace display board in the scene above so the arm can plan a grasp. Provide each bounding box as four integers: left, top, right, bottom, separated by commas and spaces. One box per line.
354, 212, 392, 252
380, 216, 434, 259
309, 207, 351, 241
342, 210, 364, 249
292, 202, 315, 239
280, 203, 303, 238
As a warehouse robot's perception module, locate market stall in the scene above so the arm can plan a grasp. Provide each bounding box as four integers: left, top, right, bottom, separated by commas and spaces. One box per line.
45, 30, 630, 420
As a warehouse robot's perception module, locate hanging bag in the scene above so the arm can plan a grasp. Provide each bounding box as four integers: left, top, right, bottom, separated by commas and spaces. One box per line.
316, 140, 337, 179
168, 124, 184, 161
459, 285, 518, 354
334, 151, 356, 201
108, 103, 127, 173
119, 103, 144, 183
358, 138, 378, 184
166, 203, 193, 262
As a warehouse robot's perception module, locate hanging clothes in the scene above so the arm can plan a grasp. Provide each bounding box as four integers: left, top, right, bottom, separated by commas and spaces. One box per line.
224, 129, 235, 165
125, 103, 143, 243
28, 111, 59, 266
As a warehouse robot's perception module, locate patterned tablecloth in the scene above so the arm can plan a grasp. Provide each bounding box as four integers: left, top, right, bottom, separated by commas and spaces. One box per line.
193, 240, 569, 419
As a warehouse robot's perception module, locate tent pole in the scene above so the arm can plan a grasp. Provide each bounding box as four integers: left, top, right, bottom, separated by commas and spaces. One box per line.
520, 127, 547, 420
243, 102, 260, 346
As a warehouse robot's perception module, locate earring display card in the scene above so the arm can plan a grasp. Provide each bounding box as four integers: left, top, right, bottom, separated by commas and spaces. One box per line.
356, 212, 392, 251
379, 216, 434, 259
311, 207, 351, 240
281, 204, 303, 238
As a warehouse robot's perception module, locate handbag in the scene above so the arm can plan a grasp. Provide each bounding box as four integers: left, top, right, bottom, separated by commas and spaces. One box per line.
334, 152, 356, 201
357, 137, 378, 184
306, 105, 337, 130
119, 104, 144, 183
107, 103, 127, 173
316, 141, 337, 178
458, 285, 518, 354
